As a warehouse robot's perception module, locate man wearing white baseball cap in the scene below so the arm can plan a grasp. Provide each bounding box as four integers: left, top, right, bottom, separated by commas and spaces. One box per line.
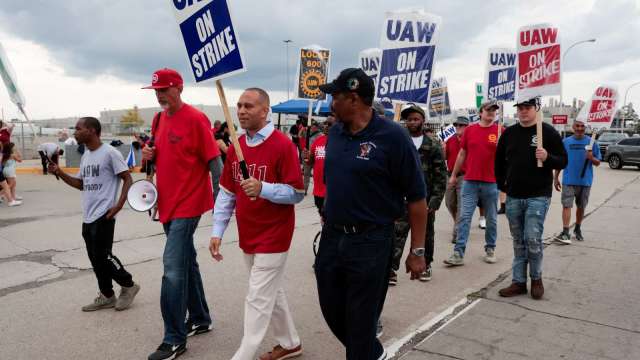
552, 118, 601, 244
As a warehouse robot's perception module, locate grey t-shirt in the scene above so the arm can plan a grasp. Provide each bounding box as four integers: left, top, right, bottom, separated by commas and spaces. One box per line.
75, 144, 128, 223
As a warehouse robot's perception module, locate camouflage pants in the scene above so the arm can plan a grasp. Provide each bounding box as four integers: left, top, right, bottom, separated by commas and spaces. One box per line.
445, 174, 463, 242
391, 209, 435, 272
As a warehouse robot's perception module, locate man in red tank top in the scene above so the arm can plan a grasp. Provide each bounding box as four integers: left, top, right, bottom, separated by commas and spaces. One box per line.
209, 88, 305, 360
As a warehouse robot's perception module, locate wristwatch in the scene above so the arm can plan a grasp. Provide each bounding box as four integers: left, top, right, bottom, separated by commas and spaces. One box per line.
411, 248, 425, 257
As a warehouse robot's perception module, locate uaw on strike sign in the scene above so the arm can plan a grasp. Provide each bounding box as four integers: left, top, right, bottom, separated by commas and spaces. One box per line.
169, 0, 246, 82
376, 10, 441, 105
576, 85, 619, 129
517, 24, 561, 99
359, 48, 382, 88
485, 48, 516, 101
297, 46, 330, 100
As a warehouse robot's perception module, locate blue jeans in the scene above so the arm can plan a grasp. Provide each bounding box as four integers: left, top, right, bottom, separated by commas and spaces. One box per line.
315, 224, 393, 360
454, 180, 498, 256
505, 196, 551, 283
161, 216, 211, 345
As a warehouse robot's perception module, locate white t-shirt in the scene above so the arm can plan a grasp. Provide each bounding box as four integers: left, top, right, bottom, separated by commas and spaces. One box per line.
75, 144, 128, 223
37, 142, 60, 157
64, 137, 78, 146
412, 135, 424, 150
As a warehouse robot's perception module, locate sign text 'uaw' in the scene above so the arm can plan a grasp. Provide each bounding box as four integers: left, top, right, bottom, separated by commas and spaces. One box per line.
376, 10, 442, 105
576, 85, 619, 128
297, 46, 330, 100
169, 0, 246, 82
517, 23, 561, 99
485, 48, 516, 101
359, 48, 382, 91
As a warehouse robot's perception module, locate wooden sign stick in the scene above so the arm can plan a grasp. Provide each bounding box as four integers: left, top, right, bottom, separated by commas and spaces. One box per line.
536, 108, 544, 168
393, 103, 402, 122
215, 80, 250, 180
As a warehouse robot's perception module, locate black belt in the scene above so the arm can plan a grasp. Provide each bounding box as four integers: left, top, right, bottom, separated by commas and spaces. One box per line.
328, 222, 380, 234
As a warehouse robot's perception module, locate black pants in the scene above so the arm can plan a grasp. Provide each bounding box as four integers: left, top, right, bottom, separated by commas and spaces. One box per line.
38, 151, 58, 175
315, 224, 392, 360
391, 210, 436, 271
314, 196, 325, 217
82, 215, 134, 297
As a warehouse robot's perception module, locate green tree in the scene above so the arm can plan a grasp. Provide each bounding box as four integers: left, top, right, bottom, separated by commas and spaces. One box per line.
120, 106, 144, 134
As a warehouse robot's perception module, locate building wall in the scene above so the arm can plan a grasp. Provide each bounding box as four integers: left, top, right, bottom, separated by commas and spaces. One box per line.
99, 104, 239, 134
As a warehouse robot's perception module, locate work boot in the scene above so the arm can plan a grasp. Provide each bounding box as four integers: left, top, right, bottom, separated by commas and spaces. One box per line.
531, 279, 544, 300
82, 293, 116, 312
498, 282, 527, 297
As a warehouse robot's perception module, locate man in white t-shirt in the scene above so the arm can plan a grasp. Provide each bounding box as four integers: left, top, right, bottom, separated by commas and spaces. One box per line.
37, 142, 64, 175
48, 117, 140, 312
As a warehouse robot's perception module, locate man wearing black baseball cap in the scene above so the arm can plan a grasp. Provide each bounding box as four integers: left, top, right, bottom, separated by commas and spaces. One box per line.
495, 95, 567, 300
315, 68, 428, 359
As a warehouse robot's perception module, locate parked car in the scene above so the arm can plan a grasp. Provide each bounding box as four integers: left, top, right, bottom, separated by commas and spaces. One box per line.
597, 132, 628, 156
605, 137, 640, 170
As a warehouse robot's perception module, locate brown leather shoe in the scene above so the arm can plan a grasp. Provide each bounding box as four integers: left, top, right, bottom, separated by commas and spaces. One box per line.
258, 344, 302, 360
531, 279, 544, 300
498, 282, 527, 297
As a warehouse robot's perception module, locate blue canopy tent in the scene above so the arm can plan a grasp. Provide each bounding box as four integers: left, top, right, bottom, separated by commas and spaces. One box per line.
271, 98, 333, 130
271, 97, 394, 129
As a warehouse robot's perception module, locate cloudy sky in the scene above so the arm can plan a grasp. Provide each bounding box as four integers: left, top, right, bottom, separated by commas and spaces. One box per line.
0, 0, 638, 120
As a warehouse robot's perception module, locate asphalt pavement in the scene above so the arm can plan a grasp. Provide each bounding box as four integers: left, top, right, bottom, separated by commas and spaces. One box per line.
0, 165, 638, 359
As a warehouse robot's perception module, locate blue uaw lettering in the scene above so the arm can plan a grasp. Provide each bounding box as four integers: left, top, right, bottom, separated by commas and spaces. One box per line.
190, 10, 237, 78
361, 57, 378, 72
490, 53, 516, 66
173, 0, 205, 11
378, 70, 430, 96
386, 20, 436, 43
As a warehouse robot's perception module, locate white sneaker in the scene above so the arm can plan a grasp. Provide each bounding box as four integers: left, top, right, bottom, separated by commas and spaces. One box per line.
484, 248, 497, 263
14, 195, 23, 200
8, 200, 22, 207
479, 217, 487, 229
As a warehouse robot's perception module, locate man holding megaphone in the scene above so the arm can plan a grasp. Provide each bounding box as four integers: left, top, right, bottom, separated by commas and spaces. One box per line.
48, 117, 140, 312
142, 68, 223, 360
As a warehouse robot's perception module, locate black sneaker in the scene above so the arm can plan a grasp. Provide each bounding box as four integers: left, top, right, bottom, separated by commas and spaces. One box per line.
185, 320, 213, 337
148, 343, 186, 360
574, 231, 584, 242
388, 270, 398, 286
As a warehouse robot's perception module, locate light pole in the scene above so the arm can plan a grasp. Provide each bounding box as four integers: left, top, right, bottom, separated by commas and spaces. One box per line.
283, 39, 292, 100
559, 38, 596, 135
560, 38, 596, 107
622, 81, 640, 132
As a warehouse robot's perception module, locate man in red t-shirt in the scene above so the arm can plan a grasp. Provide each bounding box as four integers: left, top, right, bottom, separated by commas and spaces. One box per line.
445, 101, 501, 266
209, 88, 305, 360
141, 68, 222, 360
304, 115, 335, 218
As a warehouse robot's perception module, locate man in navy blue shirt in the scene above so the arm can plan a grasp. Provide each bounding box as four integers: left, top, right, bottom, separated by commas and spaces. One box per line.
315, 68, 428, 360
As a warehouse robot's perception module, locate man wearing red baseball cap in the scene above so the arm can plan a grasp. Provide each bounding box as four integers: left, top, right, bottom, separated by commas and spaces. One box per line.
142, 68, 223, 360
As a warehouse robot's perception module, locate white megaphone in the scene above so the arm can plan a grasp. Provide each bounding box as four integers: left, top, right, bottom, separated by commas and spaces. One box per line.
127, 179, 158, 213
